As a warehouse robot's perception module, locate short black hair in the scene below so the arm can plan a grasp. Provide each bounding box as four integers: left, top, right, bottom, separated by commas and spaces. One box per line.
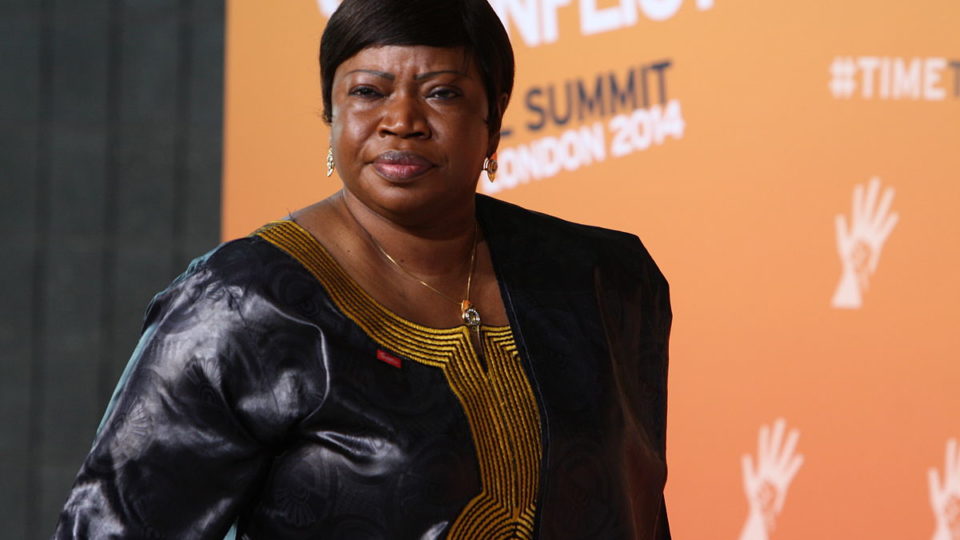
319, 0, 514, 135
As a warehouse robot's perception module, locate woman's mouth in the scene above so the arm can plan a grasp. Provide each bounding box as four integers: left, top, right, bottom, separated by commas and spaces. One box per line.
372, 151, 434, 181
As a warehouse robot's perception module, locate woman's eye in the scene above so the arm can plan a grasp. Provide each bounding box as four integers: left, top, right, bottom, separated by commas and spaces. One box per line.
428, 87, 462, 100
349, 86, 381, 98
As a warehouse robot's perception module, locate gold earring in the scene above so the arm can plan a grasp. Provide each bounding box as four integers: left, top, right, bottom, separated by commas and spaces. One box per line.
326, 147, 335, 177
483, 153, 498, 182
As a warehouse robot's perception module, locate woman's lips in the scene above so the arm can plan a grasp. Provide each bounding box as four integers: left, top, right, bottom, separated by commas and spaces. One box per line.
372, 151, 434, 181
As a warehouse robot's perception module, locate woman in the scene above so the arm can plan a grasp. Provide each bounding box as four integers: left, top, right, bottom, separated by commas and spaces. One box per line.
56, 0, 672, 538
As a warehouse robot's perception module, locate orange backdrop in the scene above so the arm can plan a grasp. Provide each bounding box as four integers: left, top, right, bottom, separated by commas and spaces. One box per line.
224, 1, 960, 538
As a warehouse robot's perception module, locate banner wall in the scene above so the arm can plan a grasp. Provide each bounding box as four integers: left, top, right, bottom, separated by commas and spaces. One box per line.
224, 1, 960, 537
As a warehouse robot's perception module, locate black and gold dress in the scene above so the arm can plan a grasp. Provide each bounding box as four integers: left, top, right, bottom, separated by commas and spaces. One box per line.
56, 195, 672, 540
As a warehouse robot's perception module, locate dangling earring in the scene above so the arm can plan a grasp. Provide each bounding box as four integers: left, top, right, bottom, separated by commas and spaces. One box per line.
326, 147, 335, 177
483, 152, 498, 182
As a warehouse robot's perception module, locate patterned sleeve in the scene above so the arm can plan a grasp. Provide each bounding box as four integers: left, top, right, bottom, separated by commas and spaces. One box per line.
595, 233, 672, 539
638, 238, 672, 539
54, 249, 306, 540
596, 234, 671, 456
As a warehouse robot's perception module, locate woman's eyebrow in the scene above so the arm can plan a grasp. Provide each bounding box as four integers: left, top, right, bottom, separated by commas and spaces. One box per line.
346, 69, 394, 79
414, 70, 468, 81
343, 69, 467, 81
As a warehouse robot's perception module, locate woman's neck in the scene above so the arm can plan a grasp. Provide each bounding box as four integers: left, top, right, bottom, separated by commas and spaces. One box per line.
337, 190, 479, 279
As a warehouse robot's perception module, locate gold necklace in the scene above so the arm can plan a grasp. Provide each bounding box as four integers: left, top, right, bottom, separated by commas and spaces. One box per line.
341, 198, 482, 329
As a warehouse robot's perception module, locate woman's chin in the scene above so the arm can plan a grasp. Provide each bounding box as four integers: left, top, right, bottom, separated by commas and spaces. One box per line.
346, 180, 475, 226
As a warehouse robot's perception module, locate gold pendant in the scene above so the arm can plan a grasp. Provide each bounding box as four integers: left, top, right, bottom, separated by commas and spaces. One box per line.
461, 300, 486, 370
460, 300, 481, 328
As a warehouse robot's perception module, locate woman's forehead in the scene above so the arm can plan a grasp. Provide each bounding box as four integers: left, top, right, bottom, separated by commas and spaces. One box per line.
337, 45, 477, 79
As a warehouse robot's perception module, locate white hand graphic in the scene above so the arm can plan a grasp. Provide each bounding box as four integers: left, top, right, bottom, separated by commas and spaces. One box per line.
930, 438, 960, 540
739, 419, 804, 540
832, 177, 899, 309
316, 0, 341, 18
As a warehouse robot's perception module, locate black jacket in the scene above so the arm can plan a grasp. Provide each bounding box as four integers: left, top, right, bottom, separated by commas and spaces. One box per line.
55, 195, 671, 539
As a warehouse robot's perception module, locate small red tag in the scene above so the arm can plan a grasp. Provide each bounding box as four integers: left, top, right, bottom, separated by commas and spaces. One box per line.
376, 349, 402, 369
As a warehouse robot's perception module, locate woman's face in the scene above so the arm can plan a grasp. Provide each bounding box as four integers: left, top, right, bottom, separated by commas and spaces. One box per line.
330, 45, 498, 224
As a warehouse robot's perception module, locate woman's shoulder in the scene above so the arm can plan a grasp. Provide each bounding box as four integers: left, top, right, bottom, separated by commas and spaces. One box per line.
169, 224, 326, 291
173, 232, 290, 287
146, 230, 325, 332
478, 194, 646, 248
477, 194, 666, 284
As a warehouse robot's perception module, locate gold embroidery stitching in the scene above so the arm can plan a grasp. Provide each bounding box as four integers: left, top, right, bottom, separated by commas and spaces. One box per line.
255, 221, 542, 538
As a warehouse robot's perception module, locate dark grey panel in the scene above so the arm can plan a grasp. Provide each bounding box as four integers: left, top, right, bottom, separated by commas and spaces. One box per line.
179, 0, 224, 262
0, 9, 40, 538
0, 11, 43, 233
0, 14, 42, 124
35, 2, 113, 528
0, 249, 38, 540
48, 4, 111, 128
103, 1, 182, 390
0, 6, 45, 540
0, 2, 47, 15
37, 247, 107, 532
1, 0, 225, 537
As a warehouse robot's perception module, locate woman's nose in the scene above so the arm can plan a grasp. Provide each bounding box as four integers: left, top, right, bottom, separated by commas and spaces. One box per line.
378, 93, 430, 139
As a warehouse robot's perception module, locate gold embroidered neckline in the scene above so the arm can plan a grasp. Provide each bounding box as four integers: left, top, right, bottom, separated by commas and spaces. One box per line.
255, 219, 510, 336
253, 219, 541, 539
